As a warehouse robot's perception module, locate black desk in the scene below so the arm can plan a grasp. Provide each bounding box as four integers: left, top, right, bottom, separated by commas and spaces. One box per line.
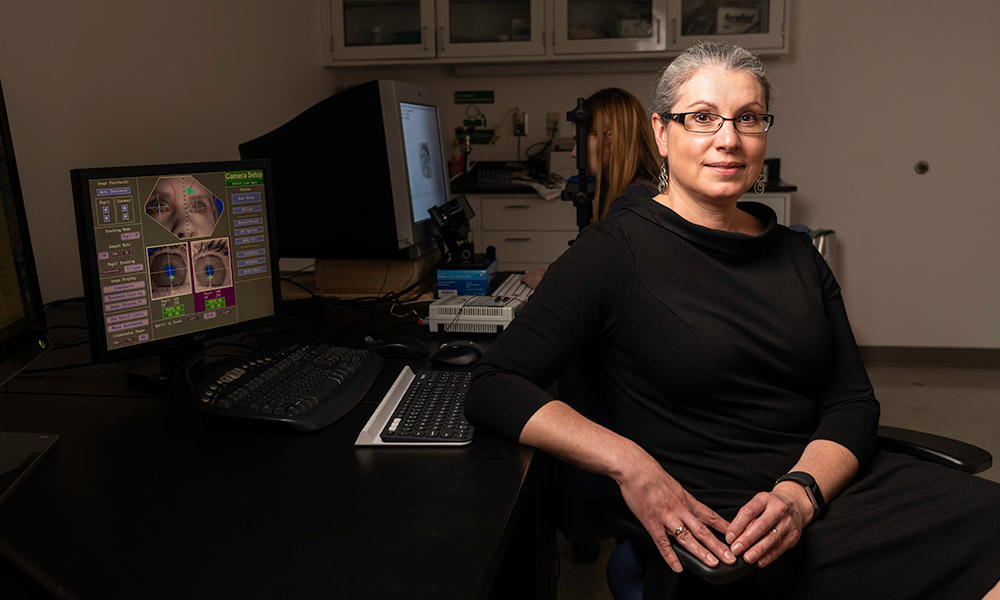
0, 304, 555, 599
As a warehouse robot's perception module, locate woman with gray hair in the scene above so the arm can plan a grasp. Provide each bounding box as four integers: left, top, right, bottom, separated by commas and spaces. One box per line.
467, 41, 1000, 598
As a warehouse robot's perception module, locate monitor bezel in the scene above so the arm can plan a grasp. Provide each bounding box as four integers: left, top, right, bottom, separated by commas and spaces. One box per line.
70, 159, 281, 365
377, 80, 453, 257
0, 79, 50, 385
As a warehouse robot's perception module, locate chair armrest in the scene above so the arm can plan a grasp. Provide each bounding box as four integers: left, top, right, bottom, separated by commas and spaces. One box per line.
585, 493, 755, 586
877, 425, 992, 474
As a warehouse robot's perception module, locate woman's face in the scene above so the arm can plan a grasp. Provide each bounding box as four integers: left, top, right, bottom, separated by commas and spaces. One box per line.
652, 67, 767, 203
571, 131, 608, 176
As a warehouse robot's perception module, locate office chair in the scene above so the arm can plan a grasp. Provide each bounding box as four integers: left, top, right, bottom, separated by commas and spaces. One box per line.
577, 226, 993, 599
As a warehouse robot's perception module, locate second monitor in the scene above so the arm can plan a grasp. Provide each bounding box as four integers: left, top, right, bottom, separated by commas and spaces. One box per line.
239, 79, 452, 261
71, 159, 280, 382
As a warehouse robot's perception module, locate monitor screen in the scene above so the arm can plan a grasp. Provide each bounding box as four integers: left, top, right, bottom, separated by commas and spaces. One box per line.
71, 160, 279, 368
238, 80, 452, 261
0, 79, 49, 386
399, 101, 449, 227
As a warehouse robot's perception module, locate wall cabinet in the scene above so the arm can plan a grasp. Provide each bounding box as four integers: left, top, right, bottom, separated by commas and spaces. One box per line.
328, 0, 436, 61
667, 0, 785, 52
323, 0, 786, 66
325, 0, 547, 63
552, 0, 667, 55
437, 0, 546, 58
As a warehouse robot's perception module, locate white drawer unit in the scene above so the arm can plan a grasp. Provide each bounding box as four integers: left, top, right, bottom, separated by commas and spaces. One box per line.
467, 193, 577, 271
479, 195, 576, 230
739, 192, 790, 225
481, 230, 576, 271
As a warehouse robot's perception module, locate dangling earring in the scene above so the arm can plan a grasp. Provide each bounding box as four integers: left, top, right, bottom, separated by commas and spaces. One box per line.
658, 161, 669, 193
754, 170, 766, 195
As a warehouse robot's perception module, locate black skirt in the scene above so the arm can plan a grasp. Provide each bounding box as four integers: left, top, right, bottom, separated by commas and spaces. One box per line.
680, 450, 1000, 599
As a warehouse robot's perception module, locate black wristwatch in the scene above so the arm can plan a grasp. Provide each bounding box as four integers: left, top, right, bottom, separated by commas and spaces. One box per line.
775, 471, 825, 518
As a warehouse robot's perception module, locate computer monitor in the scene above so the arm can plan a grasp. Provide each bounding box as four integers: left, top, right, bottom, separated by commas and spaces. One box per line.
0, 80, 50, 386
70, 159, 280, 384
238, 80, 452, 260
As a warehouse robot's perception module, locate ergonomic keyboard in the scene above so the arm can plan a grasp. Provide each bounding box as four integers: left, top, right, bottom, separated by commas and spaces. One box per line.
356, 367, 474, 446
191, 342, 384, 431
492, 272, 534, 302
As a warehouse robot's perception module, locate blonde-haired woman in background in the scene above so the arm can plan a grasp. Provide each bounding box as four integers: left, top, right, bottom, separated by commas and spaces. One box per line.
520, 87, 660, 289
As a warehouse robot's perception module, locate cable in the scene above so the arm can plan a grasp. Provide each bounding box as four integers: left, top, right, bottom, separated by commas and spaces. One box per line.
280, 275, 319, 299
43, 297, 84, 310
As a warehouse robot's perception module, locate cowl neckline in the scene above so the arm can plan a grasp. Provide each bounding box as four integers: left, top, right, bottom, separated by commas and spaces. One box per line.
618, 192, 778, 259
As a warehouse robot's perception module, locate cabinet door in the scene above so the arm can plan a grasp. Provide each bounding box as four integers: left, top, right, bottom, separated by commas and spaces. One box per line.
553, 0, 667, 55
437, 0, 546, 58
667, 0, 785, 52
329, 0, 436, 61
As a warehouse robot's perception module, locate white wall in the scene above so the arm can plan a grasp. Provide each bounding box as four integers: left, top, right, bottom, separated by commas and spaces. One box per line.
0, 0, 344, 300
1, 1, 997, 348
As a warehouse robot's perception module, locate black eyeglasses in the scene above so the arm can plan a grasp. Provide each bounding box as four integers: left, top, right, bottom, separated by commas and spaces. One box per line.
665, 112, 774, 134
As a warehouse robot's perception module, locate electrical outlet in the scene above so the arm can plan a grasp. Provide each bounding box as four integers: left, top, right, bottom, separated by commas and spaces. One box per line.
513, 111, 527, 137
546, 112, 560, 136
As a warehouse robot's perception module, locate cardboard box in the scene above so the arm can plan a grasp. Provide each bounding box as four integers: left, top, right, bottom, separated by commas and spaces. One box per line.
315, 253, 438, 296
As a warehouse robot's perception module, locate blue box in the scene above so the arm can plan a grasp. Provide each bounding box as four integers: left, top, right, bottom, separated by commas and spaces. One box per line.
436, 258, 498, 297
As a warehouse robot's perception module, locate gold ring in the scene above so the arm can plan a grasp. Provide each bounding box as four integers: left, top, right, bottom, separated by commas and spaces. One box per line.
772, 527, 782, 540
673, 525, 687, 537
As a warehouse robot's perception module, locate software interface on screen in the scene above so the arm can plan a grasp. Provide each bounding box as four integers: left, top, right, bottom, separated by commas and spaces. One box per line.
81, 168, 274, 352
399, 102, 448, 222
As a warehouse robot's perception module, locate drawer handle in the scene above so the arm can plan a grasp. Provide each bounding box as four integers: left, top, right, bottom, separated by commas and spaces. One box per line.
503, 204, 531, 209
504, 237, 532, 242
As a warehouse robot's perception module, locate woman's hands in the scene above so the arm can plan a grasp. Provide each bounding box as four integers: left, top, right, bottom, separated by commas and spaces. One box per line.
618, 451, 737, 573
725, 482, 814, 568
520, 267, 546, 289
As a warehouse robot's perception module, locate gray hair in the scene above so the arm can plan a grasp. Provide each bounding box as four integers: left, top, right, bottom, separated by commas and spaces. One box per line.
651, 41, 773, 116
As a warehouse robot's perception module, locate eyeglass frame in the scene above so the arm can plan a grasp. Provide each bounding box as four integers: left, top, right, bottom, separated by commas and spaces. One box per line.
663, 112, 774, 134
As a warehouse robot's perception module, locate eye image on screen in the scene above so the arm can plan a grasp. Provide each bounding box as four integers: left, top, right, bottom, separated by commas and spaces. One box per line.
191, 237, 232, 293
144, 176, 224, 239
147, 243, 192, 299
418, 143, 431, 179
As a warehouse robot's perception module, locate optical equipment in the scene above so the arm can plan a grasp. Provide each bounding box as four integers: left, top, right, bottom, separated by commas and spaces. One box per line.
560, 97, 597, 231
428, 195, 479, 264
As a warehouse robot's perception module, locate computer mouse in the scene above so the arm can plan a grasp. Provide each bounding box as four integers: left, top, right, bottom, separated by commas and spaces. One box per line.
429, 340, 485, 367
367, 336, 429, 358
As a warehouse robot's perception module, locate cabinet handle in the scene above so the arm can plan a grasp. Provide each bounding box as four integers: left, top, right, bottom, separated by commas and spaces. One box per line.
503, 204, 531, 209
656, 18, 661, 45
671, 18, 677, 45
423, 25, 430, 51
504, 237, 532, 242
439, 26, 445, 52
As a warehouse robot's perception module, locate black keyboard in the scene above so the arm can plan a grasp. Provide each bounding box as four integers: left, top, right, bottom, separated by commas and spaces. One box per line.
379, 370, 473, 443
191, 343, 384, 431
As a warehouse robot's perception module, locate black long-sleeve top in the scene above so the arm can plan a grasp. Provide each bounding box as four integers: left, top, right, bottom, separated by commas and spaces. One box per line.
467, 188, 880, 510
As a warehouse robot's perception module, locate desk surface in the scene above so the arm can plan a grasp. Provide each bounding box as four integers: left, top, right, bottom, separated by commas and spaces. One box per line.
0, 304, 554, 599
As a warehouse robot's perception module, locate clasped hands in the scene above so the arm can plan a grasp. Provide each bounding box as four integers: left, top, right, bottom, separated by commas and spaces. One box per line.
620, 455, 814, 574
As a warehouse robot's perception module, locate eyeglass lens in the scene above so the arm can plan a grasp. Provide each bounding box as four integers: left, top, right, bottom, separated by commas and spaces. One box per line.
684, 113, 770, 133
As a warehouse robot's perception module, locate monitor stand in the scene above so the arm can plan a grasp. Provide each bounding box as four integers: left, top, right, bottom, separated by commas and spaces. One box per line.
125, 340, 205, 392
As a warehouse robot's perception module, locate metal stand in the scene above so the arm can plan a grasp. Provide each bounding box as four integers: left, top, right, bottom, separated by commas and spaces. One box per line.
560, 98, 597, 232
